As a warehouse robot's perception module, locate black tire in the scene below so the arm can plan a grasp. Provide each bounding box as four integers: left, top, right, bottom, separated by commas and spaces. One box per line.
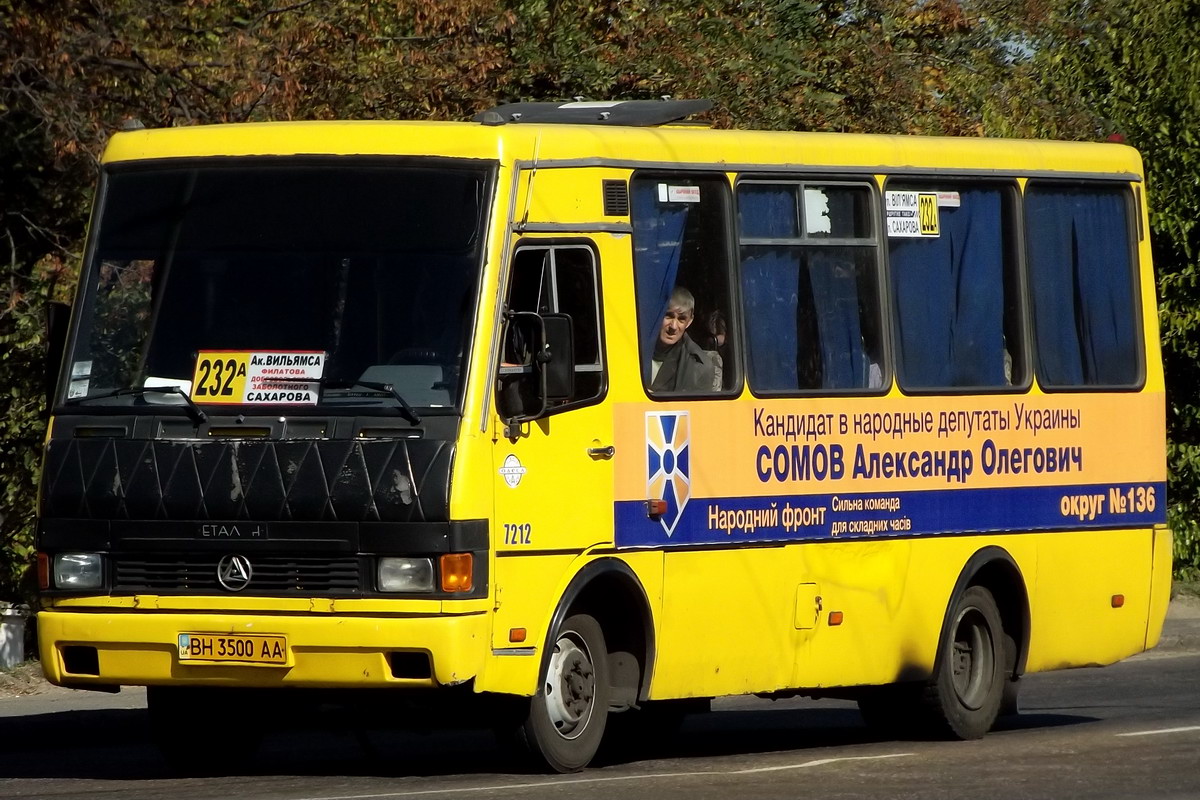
515, 613, 610, 773
147, 686, 265, 774
922, 585, 1006, 739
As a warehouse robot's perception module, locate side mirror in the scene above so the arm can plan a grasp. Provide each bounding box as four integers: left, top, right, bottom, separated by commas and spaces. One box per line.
44, 301, 71, 411
497, 311, 576, 433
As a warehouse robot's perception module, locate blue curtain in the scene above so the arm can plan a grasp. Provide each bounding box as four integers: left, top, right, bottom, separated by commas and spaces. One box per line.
809, 251, 868, 389
888, 190, 1006, 387
739, 186, 801, 389
1027, 188, 1137, 385
739, 185, 876, 392
632, 181, 690, 381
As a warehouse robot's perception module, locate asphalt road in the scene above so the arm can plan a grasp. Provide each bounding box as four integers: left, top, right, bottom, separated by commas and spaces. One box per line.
2, 605, 1198, 800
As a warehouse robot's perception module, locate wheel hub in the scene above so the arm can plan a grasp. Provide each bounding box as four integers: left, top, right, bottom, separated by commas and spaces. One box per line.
950, 608, 995, 711
543, 634, 595, 739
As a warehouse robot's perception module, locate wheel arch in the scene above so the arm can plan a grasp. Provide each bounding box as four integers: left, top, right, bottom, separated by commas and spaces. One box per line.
542, 557, 656, 709
939, 546, 1032, 679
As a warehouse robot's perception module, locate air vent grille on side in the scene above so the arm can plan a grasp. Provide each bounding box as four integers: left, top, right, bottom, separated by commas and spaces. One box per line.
603, 180, 630, 216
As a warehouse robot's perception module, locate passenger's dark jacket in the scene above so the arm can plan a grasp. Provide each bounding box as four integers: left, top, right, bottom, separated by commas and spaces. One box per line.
651, 333, 717, 393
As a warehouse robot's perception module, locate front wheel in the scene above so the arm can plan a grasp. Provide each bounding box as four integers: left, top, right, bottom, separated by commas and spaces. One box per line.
923, 585, 1006, 739
515, 613, 610, 773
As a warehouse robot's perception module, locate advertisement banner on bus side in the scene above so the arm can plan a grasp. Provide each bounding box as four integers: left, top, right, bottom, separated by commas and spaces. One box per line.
612, 393, 1167, 548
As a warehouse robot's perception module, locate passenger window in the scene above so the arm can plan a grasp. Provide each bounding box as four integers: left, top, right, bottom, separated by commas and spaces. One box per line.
886, 183, 1025, 390
737, 181, 884, 393
630, 174, 737, 396
500, 244, 604, 411
1026, 184, 1140, 387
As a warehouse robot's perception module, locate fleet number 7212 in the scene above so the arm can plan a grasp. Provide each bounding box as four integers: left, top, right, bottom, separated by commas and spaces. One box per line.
503, 523, 532, 545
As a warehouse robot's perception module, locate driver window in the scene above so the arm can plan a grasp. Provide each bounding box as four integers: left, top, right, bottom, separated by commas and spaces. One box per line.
499, 244, 605, 414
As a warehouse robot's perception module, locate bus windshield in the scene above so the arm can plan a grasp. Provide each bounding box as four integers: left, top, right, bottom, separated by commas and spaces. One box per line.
63, 158, 492, 413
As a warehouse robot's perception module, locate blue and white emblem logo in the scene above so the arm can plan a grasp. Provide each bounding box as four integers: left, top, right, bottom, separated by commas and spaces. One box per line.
646, 411, 690, 536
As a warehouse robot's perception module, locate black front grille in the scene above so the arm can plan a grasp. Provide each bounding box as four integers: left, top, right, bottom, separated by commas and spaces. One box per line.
42, 436, 453, 523
113, 553, 362, 595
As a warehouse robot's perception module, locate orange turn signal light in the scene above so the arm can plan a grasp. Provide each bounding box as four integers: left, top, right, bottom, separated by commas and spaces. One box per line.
440, 553, 474, 593
828, 611, 844, 626
509, 628, 527, 643
1111, 594, 1125, 608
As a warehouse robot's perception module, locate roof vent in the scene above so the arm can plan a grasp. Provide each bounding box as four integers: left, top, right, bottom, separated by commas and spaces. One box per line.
473, 99, 712, 127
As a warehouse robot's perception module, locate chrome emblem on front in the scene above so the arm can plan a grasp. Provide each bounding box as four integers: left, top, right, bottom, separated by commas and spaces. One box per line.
217, 554, 253, 592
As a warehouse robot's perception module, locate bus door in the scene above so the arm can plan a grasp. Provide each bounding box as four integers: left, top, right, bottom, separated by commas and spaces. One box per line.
490, 239, 613, 650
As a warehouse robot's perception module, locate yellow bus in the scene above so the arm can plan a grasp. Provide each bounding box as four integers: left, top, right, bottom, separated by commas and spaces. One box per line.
36, 100, 1170, 773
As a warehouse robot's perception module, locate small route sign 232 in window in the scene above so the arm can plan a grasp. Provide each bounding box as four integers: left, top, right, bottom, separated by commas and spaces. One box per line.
190, 351, 325, 405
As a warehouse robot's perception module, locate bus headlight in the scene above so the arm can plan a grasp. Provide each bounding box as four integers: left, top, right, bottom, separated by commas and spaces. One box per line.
377, 557, 434, 593
53, 553, 104, 590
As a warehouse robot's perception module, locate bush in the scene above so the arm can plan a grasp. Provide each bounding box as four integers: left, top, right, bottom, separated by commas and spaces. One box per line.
0, 255, 74, 602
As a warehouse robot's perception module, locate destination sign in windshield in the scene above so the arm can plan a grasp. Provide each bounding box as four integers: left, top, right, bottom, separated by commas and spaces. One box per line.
190, 351, 325, 405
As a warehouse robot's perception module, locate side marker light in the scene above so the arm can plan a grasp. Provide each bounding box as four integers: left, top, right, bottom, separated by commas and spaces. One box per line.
646, 499, 668, 518
828, 611, 844, 626
1111, 594, 1125, 608
509, 628, 527, 643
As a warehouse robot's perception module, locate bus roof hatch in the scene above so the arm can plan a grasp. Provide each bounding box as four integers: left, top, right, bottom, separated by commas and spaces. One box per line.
473, 98, 712, 127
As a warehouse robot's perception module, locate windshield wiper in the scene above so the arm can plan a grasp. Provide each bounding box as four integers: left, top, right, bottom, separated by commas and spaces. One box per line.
272, 378, 421, 425
65, 385, 208, 425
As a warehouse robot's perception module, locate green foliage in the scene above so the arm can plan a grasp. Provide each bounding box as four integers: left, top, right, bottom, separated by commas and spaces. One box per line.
0, 256, 73, 602
958, 0, 1200, 573
1169, 441, 1200, 578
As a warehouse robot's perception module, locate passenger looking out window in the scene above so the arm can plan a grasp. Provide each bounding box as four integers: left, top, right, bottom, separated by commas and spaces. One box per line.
631, 173, 738, 397
651, 287, 719, 393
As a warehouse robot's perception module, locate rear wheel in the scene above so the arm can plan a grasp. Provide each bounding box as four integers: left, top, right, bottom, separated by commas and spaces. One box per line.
923, 585, 1006, 739
515, 613, 610, 773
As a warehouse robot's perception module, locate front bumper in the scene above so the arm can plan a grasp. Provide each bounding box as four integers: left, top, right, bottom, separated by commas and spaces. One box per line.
38, 607, 488, 689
